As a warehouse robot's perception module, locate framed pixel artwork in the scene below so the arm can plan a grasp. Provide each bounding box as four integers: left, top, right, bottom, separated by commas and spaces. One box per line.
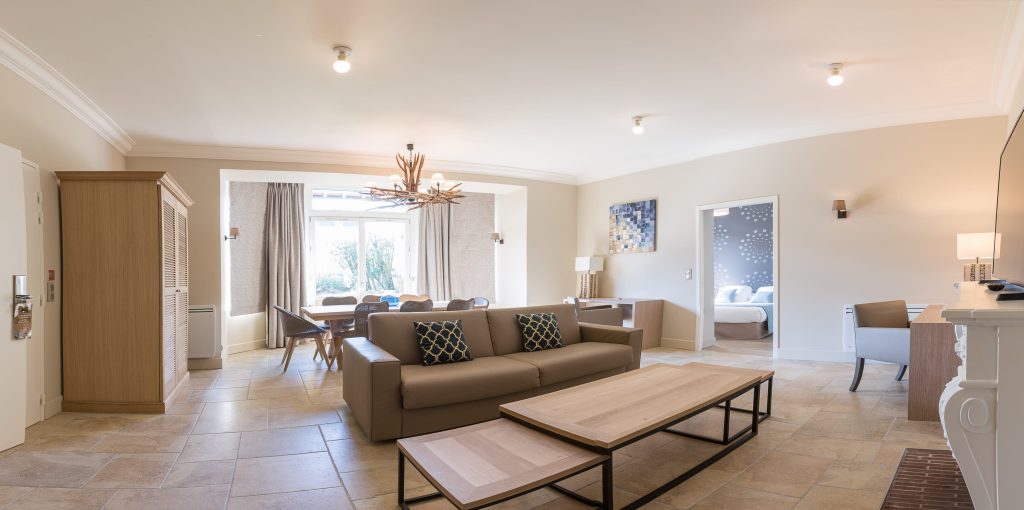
609, 199, 657, 253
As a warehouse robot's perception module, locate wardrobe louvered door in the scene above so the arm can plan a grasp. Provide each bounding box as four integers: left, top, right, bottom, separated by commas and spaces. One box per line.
162, 197, 179, 397
175, 209, 189, 385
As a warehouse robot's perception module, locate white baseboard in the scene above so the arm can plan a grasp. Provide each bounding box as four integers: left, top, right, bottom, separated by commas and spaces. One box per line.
44, 396, 62, 419
226, 339, 266, 354
659, 337, 696, 351
776, 348, 855, 363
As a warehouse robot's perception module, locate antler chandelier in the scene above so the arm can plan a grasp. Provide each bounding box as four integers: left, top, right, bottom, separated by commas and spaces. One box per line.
364, 144, 464, 209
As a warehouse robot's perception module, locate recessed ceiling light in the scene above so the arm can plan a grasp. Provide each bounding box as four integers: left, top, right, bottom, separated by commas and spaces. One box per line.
827, 63, 844, 87
333, 45, 353, 73
632, 116, 644, 135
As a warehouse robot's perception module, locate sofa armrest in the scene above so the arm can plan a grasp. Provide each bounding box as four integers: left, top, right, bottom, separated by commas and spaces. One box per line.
342, 337, 403, 441
580, 323, 643, 370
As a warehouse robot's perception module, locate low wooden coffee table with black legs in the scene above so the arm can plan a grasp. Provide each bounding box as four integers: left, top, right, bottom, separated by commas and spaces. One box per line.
396, 363, 773, 510
500, 363, 774, 510
397, 419, 613, 510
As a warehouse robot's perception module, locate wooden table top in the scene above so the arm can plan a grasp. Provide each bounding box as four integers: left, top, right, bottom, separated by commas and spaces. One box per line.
500, 363, 774, 450
301, 301, 451, 321
397, 419, 608, 510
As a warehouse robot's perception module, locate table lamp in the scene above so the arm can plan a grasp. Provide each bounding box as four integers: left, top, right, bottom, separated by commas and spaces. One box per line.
575, 256, 604, 299
957, 232, 1001, 281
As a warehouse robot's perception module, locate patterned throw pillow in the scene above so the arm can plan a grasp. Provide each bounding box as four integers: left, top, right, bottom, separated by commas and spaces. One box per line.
415, 320, 473, 366
516, 313, 564, 352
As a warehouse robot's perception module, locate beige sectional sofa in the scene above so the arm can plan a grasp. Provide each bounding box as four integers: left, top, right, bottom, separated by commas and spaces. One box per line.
342, 304, 642, 440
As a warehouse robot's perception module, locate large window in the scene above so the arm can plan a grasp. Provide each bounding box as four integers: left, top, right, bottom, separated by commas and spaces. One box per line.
310, 189, 414, 303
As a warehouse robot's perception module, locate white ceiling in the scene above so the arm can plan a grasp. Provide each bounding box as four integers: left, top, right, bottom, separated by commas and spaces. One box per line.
1, 0, 1021, 183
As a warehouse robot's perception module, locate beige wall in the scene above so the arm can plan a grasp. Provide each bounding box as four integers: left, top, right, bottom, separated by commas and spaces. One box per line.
0, 65, 125, 418
577, 116, 1005, 360
125, 157, 577, 347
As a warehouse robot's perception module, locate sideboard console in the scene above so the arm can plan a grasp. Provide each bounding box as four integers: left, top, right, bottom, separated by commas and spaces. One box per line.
941, 282, 1024, 509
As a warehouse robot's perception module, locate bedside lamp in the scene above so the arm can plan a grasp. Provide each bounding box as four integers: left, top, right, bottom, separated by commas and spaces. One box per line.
575, 256, 604, 299
957, 232, 1001, 281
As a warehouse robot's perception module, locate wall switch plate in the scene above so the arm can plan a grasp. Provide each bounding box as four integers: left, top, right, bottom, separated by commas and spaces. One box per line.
685, 269, 693, 280
46, 282, 55, 303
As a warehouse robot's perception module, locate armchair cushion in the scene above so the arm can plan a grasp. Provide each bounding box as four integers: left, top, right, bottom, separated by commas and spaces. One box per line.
854, 327, 910, 365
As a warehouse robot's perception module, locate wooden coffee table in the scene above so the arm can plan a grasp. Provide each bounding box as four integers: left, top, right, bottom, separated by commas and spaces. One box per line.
500, 363, 774, 510
397, 419, 612, 510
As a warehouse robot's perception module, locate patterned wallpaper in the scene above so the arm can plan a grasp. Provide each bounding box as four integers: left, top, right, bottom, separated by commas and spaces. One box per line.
713, 203, 773, 292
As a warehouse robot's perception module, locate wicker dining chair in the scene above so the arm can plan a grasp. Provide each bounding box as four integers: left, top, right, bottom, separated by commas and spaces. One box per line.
399, 299, 434, 312
399, 294, 430, 302
362, 294, 382, 303
446, 298, 475, 311
472, 297, 490, 309
328, 301, 389, 369
272, 305, 330, 372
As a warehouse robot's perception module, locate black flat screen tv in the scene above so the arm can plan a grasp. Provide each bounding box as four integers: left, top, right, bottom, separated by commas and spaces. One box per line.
996, 110, 1024, 290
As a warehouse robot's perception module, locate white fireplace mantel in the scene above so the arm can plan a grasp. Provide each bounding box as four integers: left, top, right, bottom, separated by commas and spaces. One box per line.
941, 282, 1024, 510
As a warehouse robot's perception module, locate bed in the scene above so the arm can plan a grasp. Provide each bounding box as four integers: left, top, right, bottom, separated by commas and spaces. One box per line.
714, 286, 773, 340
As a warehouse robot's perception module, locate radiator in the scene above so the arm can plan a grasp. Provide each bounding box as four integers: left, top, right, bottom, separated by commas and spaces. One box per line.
842, 303, 929, 352
188, 305, 221, 359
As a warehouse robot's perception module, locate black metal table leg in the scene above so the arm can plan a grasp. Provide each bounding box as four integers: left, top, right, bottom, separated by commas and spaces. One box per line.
722, 400, 731, 444
602, 457, 614, 510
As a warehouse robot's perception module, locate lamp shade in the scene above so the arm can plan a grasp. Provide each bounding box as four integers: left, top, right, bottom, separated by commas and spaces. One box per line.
957, 232, 1002, 260
575, 256, 604, 272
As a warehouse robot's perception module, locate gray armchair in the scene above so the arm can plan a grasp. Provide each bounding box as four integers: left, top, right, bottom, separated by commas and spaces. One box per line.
849, 300, 910, 391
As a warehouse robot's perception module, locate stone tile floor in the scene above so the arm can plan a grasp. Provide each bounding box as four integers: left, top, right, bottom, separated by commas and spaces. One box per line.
0, 339, 947, 509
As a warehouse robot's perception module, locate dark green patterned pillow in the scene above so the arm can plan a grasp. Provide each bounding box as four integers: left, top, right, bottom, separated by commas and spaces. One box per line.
414, 320, 473, 366
516, 313, 564, 352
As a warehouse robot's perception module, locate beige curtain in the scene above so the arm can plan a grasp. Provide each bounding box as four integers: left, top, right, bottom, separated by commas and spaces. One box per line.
266, 183, 307, 349
418, 203, 453, 300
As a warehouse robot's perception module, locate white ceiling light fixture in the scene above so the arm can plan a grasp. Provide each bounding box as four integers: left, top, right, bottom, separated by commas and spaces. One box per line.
632, 116, 644, 135
332, 45, 353, 73
827, 63, 844, 87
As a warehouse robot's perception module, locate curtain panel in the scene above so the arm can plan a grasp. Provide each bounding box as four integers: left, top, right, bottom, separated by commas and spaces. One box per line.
418, 203, 453, 300
266, 183, 307, 349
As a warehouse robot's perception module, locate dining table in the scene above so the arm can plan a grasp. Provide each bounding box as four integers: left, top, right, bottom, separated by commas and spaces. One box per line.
300, 300, 452, 322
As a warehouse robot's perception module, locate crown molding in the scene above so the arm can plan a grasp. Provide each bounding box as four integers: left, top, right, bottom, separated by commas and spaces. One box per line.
128, 143, 580, 185
993, 1, 1024, 112
0, 28, 133, 154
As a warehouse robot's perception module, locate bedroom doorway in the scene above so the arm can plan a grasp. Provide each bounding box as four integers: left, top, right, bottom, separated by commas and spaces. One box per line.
695, 196, 778, 357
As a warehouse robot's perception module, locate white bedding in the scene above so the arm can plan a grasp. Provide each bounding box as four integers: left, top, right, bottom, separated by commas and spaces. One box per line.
714, 304, 768, 323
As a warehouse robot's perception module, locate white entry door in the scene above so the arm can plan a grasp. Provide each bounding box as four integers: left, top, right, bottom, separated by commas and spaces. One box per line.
0, 143, 28, 451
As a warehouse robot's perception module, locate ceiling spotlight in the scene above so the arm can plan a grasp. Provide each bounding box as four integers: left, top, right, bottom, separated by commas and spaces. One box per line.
827, 63, 844, 87
632, 116, 644, 135
333, 45, 352, 73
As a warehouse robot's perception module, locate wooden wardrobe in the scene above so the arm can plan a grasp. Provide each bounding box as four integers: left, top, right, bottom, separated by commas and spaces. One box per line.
58, 171, 194, 413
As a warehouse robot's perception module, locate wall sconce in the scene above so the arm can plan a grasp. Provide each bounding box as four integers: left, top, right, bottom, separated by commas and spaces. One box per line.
224, 227, 240, 241
832, 200, 848, 219
490, 232, 504, 245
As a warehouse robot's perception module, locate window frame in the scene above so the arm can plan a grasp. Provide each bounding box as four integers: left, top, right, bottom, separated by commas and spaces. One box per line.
308, 192, 417, 302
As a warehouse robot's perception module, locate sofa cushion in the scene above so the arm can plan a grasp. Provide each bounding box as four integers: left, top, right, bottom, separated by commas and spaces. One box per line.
517, 313, 564, 352
504, 342, 633, 386
369, 310, 494, 365
400, 356, 539, 410
487, 304, 581, 355
415, 320, 473, 366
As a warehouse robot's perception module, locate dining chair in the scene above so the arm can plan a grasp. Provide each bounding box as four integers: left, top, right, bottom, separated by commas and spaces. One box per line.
399, 293, 430, 302
849, 300, 911, 391
399, 299, 434, 312
472, 297, 490, 309
328, 301, 389, 368
362, 294, 382, 303
446, 298, 474, 311
273, 305, 330, 372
